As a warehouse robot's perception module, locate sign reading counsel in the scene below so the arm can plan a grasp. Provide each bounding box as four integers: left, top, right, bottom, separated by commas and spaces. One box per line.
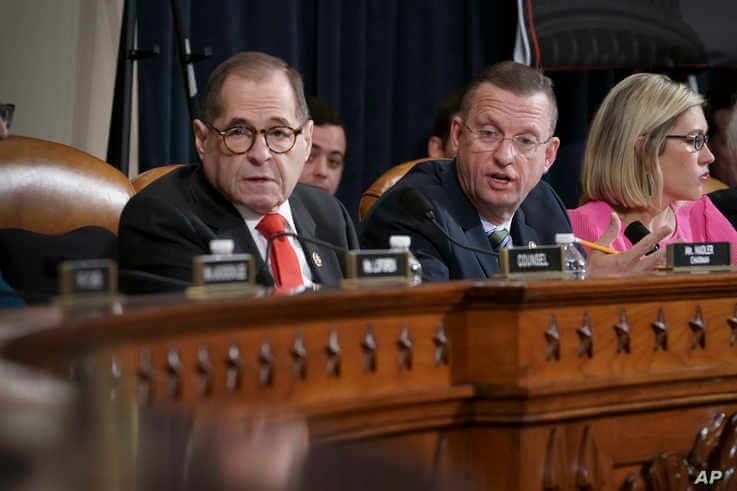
499, 245, 564, 278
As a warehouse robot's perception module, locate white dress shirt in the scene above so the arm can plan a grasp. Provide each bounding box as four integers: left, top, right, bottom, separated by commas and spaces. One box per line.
480, 215, 514, 246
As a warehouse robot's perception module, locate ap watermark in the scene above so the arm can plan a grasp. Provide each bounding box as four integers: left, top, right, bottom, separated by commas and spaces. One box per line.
694, 470, 724, 485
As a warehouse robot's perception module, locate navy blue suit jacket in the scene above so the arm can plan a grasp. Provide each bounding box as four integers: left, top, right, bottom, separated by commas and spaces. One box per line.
360, 159, 573, 281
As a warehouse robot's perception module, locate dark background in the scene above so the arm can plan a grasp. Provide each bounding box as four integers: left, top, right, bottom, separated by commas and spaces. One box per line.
135, 0, 737, 219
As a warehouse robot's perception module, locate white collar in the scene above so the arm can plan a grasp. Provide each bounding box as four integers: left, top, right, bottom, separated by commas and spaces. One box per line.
479, 215, 513, 236
235, 200, 298, 233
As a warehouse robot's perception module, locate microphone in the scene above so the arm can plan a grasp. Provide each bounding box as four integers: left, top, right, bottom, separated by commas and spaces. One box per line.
118, 269, 192, 294
624, 220, 659, 255
398, 188, 499, 256
264, 231, 349, 272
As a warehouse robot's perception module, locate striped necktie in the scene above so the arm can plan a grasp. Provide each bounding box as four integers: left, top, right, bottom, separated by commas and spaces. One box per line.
488, 228, 512, 251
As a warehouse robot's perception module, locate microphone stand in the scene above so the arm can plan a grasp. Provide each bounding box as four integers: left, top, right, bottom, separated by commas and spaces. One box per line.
108, 0, 211, 174
170, 0, 211, 130
107, 0, 159, 175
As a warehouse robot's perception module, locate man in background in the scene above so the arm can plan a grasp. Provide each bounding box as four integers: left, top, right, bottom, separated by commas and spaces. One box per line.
708, 105, 737, 230
298, 97, 347, 195
0, 103, 13, 140
426, 90, 462, 159
707, 79, 737, 186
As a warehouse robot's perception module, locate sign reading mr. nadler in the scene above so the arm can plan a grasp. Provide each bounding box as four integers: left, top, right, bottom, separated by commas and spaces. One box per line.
500, 245, 564, 278
667, 242, 731, 271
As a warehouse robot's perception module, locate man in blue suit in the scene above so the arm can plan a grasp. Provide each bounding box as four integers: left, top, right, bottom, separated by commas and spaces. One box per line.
360, 61, 667, 281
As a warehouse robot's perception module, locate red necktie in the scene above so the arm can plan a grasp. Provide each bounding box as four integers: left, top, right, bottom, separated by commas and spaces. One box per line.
256, 213, 304, 288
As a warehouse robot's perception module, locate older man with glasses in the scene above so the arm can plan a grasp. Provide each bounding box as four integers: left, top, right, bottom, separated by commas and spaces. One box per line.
360, 61, 668, 281
118, 52, 357, 293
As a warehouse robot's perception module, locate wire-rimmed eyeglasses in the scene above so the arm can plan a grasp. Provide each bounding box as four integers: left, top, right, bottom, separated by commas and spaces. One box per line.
205, 121, 305, 154
464, 124, 552, 155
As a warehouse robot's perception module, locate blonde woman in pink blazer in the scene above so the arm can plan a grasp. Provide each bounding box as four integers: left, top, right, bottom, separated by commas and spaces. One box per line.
568, 73, 737, 261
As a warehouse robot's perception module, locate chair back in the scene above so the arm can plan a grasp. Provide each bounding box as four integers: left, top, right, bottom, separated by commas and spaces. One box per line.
0, 136, 135, 302
132, 164, 183, 192
359, 158, 445, 220
0, 135, 134, 234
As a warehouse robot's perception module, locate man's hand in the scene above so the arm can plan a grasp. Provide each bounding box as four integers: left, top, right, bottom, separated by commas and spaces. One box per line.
587, 212, 671, 275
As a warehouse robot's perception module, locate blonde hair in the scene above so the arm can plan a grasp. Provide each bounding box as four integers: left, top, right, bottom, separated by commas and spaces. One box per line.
581, 73, 704, 209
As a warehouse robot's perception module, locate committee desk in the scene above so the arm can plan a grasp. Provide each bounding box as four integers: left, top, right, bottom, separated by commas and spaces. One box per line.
2, 272, 737, 490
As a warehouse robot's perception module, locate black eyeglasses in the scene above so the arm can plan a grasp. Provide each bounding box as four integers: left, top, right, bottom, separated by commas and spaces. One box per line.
665, 132, 709, 152
0, 103, 15, 130
205, 122, 304, 154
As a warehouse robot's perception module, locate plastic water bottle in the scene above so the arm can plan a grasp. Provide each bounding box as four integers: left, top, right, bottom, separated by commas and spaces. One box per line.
555, 233, 587, 279
390, 235, 423, 285
209, 239, 234, 255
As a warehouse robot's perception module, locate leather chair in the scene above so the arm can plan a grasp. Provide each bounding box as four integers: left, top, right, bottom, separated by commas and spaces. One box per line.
132, 164, 183, 192
0, 135, 135, 302
359, 158, 448, 220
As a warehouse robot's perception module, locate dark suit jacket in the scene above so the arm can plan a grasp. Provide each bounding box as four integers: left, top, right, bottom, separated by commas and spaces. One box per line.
359, 159, 573, 281
118, 165, 358, 293
708, 188, 737, 232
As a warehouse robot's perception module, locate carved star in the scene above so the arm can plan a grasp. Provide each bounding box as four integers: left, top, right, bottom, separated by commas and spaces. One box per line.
651, 308, 668, 351
614, 310, 631, 354
577, 313, 593, 359
545, 316, 560, 362
688, 305, 706, 350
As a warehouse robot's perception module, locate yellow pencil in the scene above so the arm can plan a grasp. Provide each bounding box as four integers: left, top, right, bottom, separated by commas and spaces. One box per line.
576, 238, 618, 255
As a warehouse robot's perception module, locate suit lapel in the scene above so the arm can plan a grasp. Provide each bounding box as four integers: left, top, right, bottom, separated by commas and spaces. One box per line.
510, 206, 539, 248
188, 167, 274, 286
289, 191, 342, 286
441, 163, 500, 278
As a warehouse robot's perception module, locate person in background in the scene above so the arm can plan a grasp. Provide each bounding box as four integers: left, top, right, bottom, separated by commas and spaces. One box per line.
707, 82, 737, 187
707, 105, 737, 231
0, 103, 14, 141
568, 73, 737, 260
426, 90, 462, 159
298, 97, 346, 195
361, 62, 667, 281
728, 107, 737, 179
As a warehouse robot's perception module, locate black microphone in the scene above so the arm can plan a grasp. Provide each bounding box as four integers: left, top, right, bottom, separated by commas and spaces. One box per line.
398, 188, 499, 256
264, 231, 349, 272
118, 269, 192, 294
624, 220, 659, 255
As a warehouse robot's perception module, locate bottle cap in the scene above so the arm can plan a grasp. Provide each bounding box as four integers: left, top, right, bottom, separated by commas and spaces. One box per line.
554, 233, 576, 244
209, 239, 235, 255
389, 235, 411, 249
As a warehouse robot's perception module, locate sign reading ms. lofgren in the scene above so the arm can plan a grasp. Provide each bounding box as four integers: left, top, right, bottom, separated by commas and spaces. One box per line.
499, 245, 564, 278
667, 242, 731, 271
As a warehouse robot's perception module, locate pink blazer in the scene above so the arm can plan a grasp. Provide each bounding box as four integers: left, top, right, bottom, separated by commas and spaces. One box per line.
567, 197, 737, 263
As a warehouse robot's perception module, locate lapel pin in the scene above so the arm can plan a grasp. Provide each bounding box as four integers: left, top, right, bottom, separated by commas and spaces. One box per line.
312, 251, 323, 267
